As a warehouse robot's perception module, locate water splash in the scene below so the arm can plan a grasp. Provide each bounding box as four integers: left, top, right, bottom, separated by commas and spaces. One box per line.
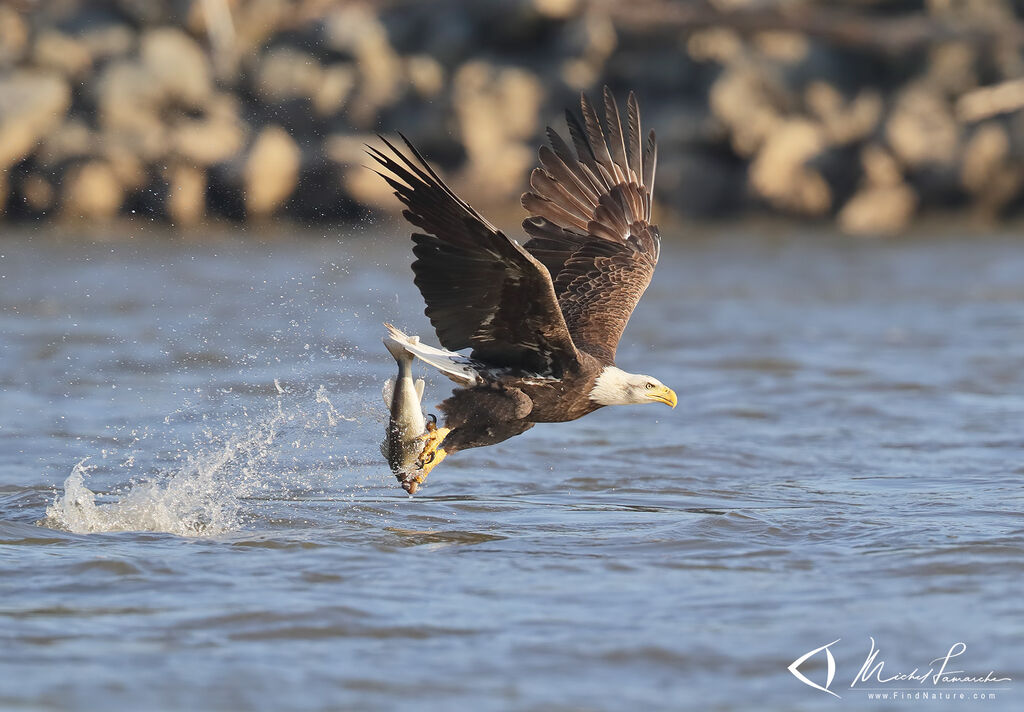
41, 386, 375, 537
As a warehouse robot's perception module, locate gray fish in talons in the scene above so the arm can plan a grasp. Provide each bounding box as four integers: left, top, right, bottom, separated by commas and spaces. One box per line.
381, 324, 428, 493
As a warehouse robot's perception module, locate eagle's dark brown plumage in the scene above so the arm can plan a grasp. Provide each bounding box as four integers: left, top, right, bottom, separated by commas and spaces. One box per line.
370, 88, 675, 489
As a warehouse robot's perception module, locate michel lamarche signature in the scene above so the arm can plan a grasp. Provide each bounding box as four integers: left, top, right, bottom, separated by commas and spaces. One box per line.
789, 637, 1012, 698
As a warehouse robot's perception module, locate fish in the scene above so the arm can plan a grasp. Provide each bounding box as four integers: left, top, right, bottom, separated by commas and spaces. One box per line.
381, 324, 428, 492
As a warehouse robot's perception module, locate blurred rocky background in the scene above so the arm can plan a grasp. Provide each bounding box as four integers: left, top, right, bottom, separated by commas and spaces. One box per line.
4, 0, 1024, 235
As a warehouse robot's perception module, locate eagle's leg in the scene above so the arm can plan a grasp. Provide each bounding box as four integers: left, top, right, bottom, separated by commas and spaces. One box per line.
400, 421, 450, 493
417, 419, 450, 467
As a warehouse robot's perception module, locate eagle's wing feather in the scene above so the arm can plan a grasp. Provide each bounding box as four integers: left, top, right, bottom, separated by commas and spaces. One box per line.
368, 135, 580, 376
522, 88, 660, 365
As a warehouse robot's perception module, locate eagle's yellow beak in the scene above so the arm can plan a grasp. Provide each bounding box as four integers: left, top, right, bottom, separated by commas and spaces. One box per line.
649, 385, 677, 409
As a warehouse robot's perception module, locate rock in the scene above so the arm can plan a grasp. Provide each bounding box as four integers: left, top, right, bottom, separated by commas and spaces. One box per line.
957, 78, 1024, 123
96, 61, 169, 162
22, 174, 56, 213
838, 183, 917, 237
886, 84, 959, 167
0, 72, 71, 171
709, 64, 786, 157
171, 94, 246, 166
860, 144, 903, 187
453, 61, 543, 199
687, 28, 743, 66
139, 27, 212, 108
561, 11, 616, 90
329, 134, 400, 210
165, 163, 206, 226
315, 65, 358, 116
960, 122, 1023, 216
405, 56, 445, 98
324, 4, 405, 126
0, 6, 29, 66
532, 0, 578, 19
244, 126, 301, 218
805, 82, 882, 145
254, 48, 356, 118
33, 30, 93, 78
255, 47, 323, 104
222, 0, 290, 70
753, 31, 809, 64
748, 119, 831, 216
926, 42, 977, 97
79, 24, 136, 61
838, 144, 917, 236
103, 141, 149, 192
37, 119, 94, 167
62, 160, 124, 221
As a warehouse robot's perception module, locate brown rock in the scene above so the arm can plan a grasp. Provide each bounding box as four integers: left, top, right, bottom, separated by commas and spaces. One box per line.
22, 174, 56, 213
748, 119, 831, 216
171, 95, 246, 166
166, 163, 206, 226
103, 141, 148, 192
709, 64, 786, 157
453, 61, 543, 199
805, 82, 882, 145
687, 28, 743, 64
405, 56, 444, 99
753, 31, 809, 64
315, 65, 357, 116
860, 144, 903, 187
244, 126, 301, 217
0, 6, 28, 66
79, 24, 136, 61
33, 30, 93, 78
926, 42, 977, 96
96, 61, 169, 162
886, 84, 959, 167
532, 0, 579, 18
961, 122, 1023, 215
957, 78, 1024, 123
329, 134, 399, 210
0, 72, 71, 171
62, 160, 124, 221
561, 12, 616, 90
140, 27, 212, 108
324, 4, 404, 126
37, 119, 94, 167
838, 184, 917, 237
255, 47, 323, 103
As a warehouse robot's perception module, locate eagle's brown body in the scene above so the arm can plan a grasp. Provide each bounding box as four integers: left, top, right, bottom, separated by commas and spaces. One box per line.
370, 88, 670, 488
438, 352, 606, 454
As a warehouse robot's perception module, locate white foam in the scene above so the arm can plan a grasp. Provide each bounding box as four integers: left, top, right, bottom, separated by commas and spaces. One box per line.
41, 385, 372, 537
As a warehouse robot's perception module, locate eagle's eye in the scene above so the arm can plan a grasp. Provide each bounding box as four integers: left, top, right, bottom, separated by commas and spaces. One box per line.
645, 382, 655, 389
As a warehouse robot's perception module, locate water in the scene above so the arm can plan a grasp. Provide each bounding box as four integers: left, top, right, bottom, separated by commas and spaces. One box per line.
1, 230, 1022, 711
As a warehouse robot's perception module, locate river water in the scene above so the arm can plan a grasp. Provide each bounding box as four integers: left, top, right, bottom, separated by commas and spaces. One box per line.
1, 229, 1022, 711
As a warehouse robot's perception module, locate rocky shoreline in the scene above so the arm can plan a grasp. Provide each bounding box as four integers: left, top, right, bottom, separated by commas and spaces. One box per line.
3, 0, 1024, 236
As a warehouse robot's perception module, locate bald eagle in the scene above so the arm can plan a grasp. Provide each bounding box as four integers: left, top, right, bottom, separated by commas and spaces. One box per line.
369, 88, 676, 492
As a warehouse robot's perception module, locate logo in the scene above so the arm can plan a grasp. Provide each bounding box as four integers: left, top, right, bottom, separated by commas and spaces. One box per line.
788, 638, 1011, 702
788, 638, 841, 698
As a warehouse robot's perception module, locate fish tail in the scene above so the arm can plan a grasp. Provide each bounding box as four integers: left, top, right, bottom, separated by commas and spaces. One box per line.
382, 323, 480, 386
383, 323, 416, 368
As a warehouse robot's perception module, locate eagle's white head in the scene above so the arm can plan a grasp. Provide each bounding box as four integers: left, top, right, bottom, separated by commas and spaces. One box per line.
588, 366, 677, 408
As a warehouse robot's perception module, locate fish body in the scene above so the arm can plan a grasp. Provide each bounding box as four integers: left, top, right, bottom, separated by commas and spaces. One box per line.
381, 325, 427, 477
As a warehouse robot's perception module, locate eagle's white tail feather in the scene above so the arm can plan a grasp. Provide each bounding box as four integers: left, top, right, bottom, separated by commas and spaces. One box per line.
383, 324, 481, 386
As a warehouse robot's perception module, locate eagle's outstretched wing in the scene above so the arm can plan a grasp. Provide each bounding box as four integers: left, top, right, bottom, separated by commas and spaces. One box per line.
522, 88, 659, 365
368, 136, 580, 377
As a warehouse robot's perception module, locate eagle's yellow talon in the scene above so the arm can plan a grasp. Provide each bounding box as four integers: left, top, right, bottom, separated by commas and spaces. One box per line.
416, 426, 449, 468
